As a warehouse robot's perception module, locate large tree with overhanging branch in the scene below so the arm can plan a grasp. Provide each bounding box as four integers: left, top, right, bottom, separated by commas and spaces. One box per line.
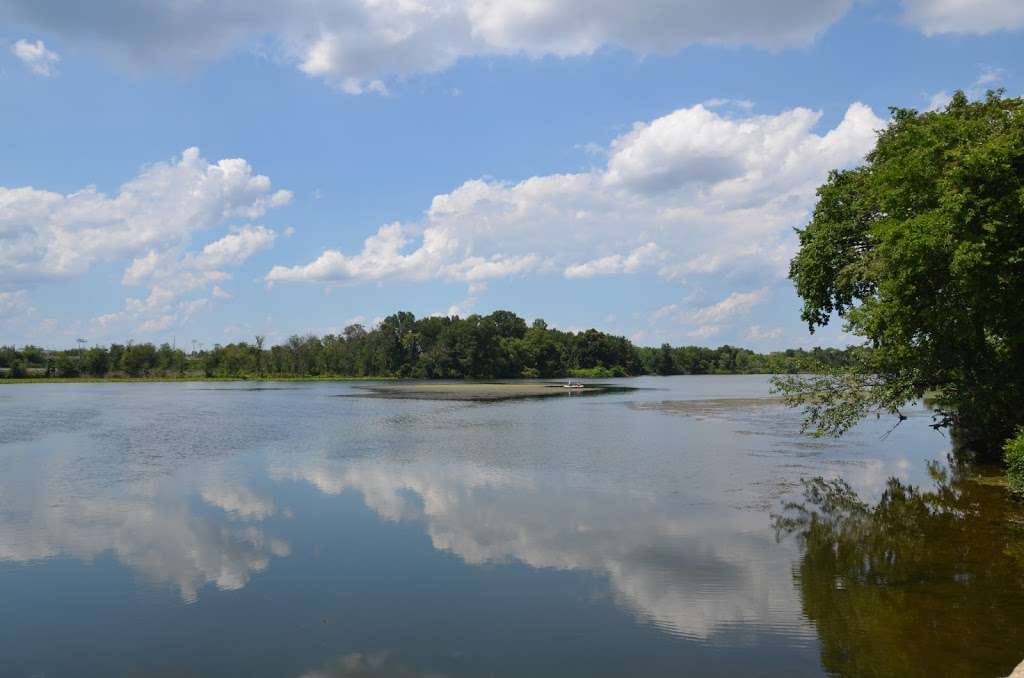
775, 90, 1024, 462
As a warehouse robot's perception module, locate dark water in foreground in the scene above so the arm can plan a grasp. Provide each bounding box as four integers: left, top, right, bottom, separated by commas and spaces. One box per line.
0, 376, 1022, 677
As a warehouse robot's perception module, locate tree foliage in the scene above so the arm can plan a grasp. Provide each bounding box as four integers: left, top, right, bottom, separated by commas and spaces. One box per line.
781, 90, 1024, 459
1006, 429, 1024, 496
1, 310, 858, 380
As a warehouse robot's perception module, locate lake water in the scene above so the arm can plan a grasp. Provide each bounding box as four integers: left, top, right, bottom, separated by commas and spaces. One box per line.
1, 376, 1022, 677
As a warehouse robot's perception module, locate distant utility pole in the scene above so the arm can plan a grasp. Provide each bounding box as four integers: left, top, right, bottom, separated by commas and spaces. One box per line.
76, 338, 87, 365
191, 339, 197, 356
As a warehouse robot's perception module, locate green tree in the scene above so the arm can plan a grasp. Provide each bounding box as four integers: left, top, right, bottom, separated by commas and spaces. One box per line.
254, 335, 265, 377
155, 343, 177, 374
487, 309, 528, 340
20, 345, 45, 366
8, 358, 27, 378
201, 349, 218, 378
55, 353, 80, 378
1006, 429, 1024, 495
121, 343, 157, 377
81, 347, 110, 377
779, 90, 1024, 461
108, 344, 126, 373
16, 310, 860, 381
653, 344, 676, 375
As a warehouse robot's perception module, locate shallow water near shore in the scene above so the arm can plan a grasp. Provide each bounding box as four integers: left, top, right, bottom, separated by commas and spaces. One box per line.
1, 375, 1021, 677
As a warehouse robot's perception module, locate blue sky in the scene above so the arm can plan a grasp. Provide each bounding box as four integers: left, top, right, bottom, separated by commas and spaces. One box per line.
0, 0, 1021, 350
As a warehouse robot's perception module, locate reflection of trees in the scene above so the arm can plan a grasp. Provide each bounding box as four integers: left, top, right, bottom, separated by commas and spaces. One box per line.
774, 463, 1024, 678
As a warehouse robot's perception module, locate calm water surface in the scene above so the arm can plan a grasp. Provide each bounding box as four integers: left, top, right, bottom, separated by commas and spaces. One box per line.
1, 376, 1022, 677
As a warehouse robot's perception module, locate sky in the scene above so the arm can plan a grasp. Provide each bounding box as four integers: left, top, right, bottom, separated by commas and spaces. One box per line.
0, 0, 1021, 350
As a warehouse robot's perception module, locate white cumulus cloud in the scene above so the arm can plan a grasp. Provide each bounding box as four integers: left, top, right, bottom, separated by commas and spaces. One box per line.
0, 148, 289, 339
193, 225, 277, 270
902, 0, 1024, 34
10, 38, 59, 76
746, 325, 784, 341
564, 243, 664, 279
267, 101, 883, 298
649, 289, 768, 340
0, 147, 290, 285
114, 226, 277, 336
0, 289, 33, 318
687, 325, 721, 339
3, 2, 1017, 93
0, 0, 855, 93
688, 289, 768, 324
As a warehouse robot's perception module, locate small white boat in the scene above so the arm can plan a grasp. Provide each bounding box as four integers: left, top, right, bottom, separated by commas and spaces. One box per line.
562, 379, 585, 389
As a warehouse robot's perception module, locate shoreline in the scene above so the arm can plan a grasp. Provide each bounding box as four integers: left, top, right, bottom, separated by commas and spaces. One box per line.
0, 372, 796, 385
0, 375, 400, 384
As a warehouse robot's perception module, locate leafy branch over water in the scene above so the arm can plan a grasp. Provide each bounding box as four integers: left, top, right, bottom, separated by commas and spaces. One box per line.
771, 368, 916, 439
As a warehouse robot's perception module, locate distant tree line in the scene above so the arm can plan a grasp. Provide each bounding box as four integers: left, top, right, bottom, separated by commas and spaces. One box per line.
0, 310, 858, 380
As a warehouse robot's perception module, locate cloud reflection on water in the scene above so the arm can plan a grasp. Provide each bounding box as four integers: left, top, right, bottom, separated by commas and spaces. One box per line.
269, 456, 815, 643
0, 421, 915, 637
0, 382, 935, 642
0, 440, 288, 602
300, 651, 448, 678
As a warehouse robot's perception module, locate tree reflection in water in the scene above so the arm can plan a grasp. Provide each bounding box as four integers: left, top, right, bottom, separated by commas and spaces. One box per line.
774, 462, 1024, 678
